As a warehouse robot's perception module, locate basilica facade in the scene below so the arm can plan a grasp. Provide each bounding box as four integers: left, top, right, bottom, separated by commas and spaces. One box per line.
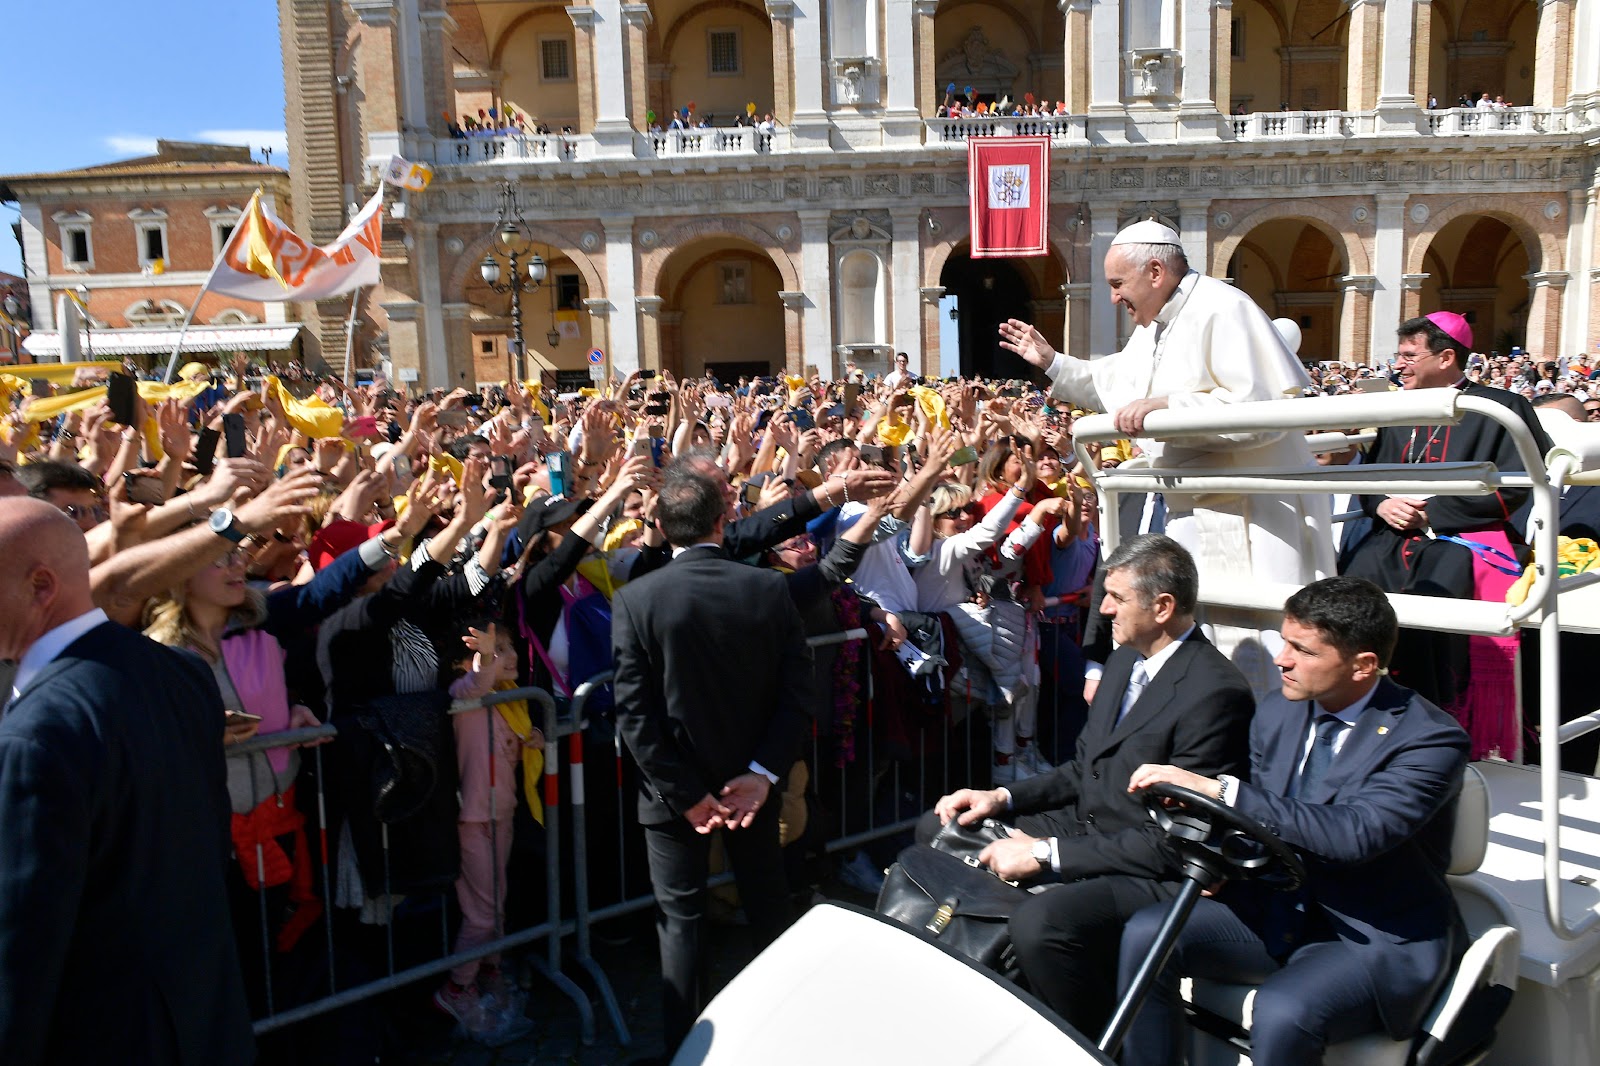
280, 0, 1600, 388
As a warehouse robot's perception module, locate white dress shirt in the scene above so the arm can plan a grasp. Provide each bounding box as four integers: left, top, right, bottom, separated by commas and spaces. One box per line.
8, 608, 111, 708
1296, 680, 1380, 773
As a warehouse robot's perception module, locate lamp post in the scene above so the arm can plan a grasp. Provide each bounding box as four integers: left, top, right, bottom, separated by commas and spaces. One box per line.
2, 294, 22, 365
479, 180, 547, 384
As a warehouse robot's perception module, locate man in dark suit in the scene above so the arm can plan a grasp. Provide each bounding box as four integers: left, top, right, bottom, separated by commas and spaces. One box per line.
612, 461, 815, 1052
0, 498, 253, 1066
1120, 576, 1471, 1063
927, 534, 1254, 1037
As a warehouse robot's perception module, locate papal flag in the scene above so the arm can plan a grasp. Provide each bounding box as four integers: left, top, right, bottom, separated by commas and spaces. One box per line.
967, 136, 1050, 259
207, 187, 384, 301
382, 154, 434, 192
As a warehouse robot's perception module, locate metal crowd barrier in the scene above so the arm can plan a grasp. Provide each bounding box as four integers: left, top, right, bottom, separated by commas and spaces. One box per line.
226, 617, 1074, 1042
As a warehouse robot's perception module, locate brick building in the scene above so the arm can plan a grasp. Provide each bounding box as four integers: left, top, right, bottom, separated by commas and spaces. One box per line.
0, 140, 304, 367
279, 0, 1600, 388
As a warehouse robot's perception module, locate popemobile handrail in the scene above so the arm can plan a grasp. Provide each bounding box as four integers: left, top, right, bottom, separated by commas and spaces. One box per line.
1070, 385, 1593, 942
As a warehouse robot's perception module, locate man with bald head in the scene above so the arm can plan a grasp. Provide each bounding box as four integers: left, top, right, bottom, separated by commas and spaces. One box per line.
999, 220, 1332, 697
0, 499, 253, 1065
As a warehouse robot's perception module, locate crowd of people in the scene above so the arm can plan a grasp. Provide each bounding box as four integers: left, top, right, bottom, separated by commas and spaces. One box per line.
935, 86, 1069, 119
0, 217, 1586, 1064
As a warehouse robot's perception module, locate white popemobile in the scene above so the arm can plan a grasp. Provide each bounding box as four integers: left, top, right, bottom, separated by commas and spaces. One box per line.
672, 386, 1600, 1066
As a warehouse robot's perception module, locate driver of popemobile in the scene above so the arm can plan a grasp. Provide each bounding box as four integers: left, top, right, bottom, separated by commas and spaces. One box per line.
1120, 576, 1471, 1065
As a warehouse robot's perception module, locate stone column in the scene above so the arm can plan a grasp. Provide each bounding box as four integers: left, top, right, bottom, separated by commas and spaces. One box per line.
914, 0, 939, 118
391, 0, 432, 145
567, 6, 598, 133
1369, 0, 1420, 128
1368, 193, 1408, 358
1178, 0, 1219, 137
1214, 0, 1234, 114
602, 216, 640, 373
779, 291, 806, 373
1088, 0, 1127, 142
789, 0, 830, 150
1525, 271, 1570, 358
1063, 281, 1092, 358
587, 0, 635, 156
418, 4, 459, 137
658, 310, 684, 376
1401, 272, 1429, 322
636, 295, 663, 373
1345, 0, 1382, 112
408, 220, 453, 388
1569, 0, 1599, 109
350, 1, 400, 138
1337, 275, 1377, 363
583, 297, 612, 379
441, 301, 476, 383
890, 208, 923, 370
621, 4, 652, 132
383, 300, 425, 393
1411, 0, 1432, 107
1532, 0, 1574, 109
920, 286, 946, 371
799, 210, 835, 373
767, 1, 795, 125
1088, 203, 1120, 358
1053, 0, 1090, 114
882, 0, 922, 144
1178, 199, 1211, 272
1562, 188, 1596, 361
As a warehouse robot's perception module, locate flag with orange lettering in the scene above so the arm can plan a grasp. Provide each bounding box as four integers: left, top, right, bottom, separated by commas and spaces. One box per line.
208, 187, 384, 300
967, 136, 1050, 258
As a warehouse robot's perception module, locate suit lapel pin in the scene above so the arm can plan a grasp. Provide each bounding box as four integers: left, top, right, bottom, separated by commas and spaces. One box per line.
1377, 726, 1390, 735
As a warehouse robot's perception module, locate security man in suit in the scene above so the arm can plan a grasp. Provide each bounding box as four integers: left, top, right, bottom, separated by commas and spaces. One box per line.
928, 534, 1254, 1037
612, 460, 815, 1052
1121, 576, 1471, 1063
0, 498, 254, 1066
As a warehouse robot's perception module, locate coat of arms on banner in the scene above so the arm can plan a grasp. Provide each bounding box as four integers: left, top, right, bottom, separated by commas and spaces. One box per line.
988, 165, 1030, 209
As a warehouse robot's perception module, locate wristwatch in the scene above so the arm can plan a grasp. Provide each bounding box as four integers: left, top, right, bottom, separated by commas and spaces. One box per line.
208, 506, 247, 544
1031, 838, 1053, 870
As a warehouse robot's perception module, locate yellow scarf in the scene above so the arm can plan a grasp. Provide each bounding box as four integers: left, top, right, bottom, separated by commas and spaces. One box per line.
907, 385, 952, 433
489, 679, 545, 825
267, 375, 344, 439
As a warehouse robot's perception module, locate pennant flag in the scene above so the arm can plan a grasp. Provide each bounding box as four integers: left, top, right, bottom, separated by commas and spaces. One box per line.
208, 187, 383, 302
382, 154, 434, 192
555, 308, 581, 339
967, 136, 1050, 259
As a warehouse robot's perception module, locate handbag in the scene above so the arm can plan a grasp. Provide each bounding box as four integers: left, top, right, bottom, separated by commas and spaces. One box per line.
875, 819, 1029, 979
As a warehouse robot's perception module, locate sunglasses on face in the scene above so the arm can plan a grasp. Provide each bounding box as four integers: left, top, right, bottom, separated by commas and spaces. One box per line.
937, 503, 982, 521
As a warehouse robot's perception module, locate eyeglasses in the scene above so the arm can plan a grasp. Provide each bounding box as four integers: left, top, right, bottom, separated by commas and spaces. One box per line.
60, 503, 108, 524
937, 503, 982, 521
1392, 350, 1437, 365
210, 548, 249, 568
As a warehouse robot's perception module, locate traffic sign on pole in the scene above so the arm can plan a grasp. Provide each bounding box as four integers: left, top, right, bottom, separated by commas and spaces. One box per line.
588, 364, 606, 381
587, 348, 604, 365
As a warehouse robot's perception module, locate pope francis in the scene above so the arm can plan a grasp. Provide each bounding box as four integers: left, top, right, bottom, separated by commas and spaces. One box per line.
1000, 219, 1333, 696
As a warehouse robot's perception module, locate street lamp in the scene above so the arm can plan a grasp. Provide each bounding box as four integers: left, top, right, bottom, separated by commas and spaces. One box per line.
2, 294, 22, 365
479, 180, 547, 383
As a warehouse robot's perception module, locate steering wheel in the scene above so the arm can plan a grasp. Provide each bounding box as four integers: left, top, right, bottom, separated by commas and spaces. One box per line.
1142, 781, 1307, 892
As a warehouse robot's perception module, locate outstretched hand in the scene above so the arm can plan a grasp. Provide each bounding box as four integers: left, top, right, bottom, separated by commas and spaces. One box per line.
998, 319, 1056, 372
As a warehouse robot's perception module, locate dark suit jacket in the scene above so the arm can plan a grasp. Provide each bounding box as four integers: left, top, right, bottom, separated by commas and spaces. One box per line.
0, 621, 254, 1066
1231, 678, 1470, 1039
1007, 631, 1254, 881
612, 544, 814, 825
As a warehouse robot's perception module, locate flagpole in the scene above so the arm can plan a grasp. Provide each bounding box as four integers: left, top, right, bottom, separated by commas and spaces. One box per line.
163, 192, 258, 383
341, 287, 363, 386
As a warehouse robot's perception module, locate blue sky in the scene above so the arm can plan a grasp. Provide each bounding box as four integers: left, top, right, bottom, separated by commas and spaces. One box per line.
0, 0, 287, 278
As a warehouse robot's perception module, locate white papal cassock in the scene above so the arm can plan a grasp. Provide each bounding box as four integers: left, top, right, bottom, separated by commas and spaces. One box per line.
1048, 269, 1334, 697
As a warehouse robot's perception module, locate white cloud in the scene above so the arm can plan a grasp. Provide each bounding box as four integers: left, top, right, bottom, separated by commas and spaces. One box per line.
105, 134, 160, 157
196, 129, 290, 160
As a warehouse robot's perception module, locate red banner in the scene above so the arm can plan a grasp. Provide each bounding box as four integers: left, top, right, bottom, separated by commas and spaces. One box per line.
967, 136, 1050, 259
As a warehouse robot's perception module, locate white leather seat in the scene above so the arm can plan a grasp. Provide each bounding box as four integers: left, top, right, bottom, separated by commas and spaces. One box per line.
1182, 765, 1519, 1066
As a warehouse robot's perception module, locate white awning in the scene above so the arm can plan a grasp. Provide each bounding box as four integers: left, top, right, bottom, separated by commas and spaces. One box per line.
22, 324, 303, 359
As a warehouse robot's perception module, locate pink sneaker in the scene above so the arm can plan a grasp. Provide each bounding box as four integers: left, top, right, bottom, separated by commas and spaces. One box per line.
433, 980, 491, 1034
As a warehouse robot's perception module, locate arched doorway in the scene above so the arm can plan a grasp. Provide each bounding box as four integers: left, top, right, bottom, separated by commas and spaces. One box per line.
1227, 219, 1346, 363
1419, 215, 1532, 354
940, 248, 1042, 381
657, 237, 787, 379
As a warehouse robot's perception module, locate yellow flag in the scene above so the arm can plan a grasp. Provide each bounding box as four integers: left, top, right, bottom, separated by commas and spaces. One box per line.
21, 377, 208, 423
266, 375, 344, 438
429, 452, 464, 487
877, 414, 913, 447
907, 385, 952, 433
241, 191, 289, 288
